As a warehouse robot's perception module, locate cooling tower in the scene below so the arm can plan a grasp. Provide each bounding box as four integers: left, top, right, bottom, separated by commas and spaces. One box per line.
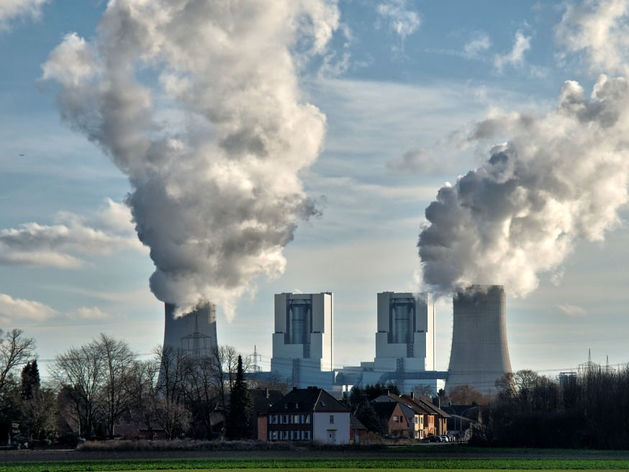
447, 285, 512, 396
162, 302, 218, 358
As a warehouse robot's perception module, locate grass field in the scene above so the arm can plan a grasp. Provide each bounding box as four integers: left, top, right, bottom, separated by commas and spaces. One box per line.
4, 457, 629, 471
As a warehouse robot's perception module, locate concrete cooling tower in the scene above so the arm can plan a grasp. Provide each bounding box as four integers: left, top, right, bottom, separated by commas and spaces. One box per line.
447, 285, 512, 396
163, 302, 218, 358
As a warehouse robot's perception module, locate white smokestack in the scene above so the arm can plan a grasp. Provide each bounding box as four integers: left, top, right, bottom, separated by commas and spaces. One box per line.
41, 0, 339, 319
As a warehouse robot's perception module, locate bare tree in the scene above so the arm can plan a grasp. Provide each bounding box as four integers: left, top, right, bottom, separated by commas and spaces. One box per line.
154, 346, 190, 439
128, 358, 159, 438
52, 343, 103, 438
97, 334, 137, 437
0, 329, 35, 397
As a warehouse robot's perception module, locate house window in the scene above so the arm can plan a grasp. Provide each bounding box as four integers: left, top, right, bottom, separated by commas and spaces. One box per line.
329, 415, 334, 424
294, 414, 300, 424
304, 430, 311, 440
393, 416, 399, 422
305, 414, 311, 424
283, 415, 289, 424
282, 430, 288, 440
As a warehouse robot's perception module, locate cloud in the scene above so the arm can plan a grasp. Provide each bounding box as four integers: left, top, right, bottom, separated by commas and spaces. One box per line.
387, 148, 456, 175
556, 0, 629, 74
42, 0, 339, 319
418, 74, 629, 297
0, 199, 143, 268
0, 293, 114, 325
464, 32, 491, 59
494, 31, 531, 72
557, 304, 587, 317
0, 0, 47, 31
376, 0, 421, 41
0, 293, 57, 324
70, 306, 111, 320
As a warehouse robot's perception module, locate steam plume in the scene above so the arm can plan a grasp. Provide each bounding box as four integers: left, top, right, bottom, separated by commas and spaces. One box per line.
42, 0, 338, 318
418, 74, 629, 296
419, 0, 629, 297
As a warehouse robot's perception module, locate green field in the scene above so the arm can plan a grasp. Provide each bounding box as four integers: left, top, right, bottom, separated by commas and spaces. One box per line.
4, 457, 629, 472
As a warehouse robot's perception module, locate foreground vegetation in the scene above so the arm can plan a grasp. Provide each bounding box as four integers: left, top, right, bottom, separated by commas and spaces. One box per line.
5, 456, 629, 471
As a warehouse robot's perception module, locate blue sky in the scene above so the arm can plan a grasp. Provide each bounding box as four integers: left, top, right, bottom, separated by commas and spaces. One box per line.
1, 0, 627, 378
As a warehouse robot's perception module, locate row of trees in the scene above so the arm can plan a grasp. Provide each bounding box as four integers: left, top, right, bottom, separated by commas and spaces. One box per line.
0, 328, 265, 445
474, 367, 629, 449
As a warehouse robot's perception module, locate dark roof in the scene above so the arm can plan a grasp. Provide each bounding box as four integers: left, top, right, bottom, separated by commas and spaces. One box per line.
406, 395, 451, 418
377, 393, 451, 419
371, 401, 400, 421
268, 387, 349, 413
350, 415, 367, 431
250, 388, 284, 415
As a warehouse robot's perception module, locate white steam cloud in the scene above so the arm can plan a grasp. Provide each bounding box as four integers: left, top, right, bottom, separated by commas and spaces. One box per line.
418, 0, 629, 297
419, 74, 629, 296
42, 0, 338, 318
0, 0, 47, 31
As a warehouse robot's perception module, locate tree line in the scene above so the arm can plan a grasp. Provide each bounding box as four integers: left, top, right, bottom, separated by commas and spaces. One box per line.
470, 367, 629, 449
0, 328, 271, 446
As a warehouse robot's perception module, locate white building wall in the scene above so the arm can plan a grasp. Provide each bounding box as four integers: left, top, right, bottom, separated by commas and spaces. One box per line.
374, 292, 434, 373
271, 292, 333, 384
313, 412, 350, 445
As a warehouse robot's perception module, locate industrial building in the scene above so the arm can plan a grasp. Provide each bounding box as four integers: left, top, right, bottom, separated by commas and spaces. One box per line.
162, 302, 218, 357
270, 293, 335, 388
336, 292, 445, 393
446, 285, 512, 396
374, 292, 434, 372
267, 291, 446, 394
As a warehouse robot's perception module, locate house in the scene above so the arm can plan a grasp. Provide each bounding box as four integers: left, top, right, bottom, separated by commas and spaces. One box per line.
350, 415, 368, 444
373, 392, 450, 439
402, 395, 449, 436
261, 386, 350, 444
250, 388, 284, 441
371, 401, 409, 438
373, 393, 423, 439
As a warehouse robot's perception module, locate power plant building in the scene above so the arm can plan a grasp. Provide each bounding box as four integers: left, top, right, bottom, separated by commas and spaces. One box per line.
331, 292, 445, 394
270, 292, 334, 388
374, 292, 434, 372
162, 302, 218, 357
446, 285, 512, 396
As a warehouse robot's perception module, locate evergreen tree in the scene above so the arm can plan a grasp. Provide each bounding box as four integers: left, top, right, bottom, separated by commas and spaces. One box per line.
20, 360, 40, 400
226, 355, 251, 439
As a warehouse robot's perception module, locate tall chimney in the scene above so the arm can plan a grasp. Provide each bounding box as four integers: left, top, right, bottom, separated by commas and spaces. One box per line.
447, 285, 512, 396
162, 302, 218, 358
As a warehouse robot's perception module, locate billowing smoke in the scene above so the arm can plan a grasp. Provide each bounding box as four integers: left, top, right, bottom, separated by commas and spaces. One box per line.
418, 0, 629, 297
418, 73, 629, 296
42, 0, 338, 318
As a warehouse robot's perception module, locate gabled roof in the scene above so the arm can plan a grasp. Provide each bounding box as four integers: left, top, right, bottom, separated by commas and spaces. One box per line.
371, 401, 398, 420
350, 415, 367, 431
401, 394, 451, 418
250, 388, 284, 415
268, 387, 350, 413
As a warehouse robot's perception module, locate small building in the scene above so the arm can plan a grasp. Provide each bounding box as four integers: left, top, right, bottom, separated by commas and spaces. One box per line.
250, 388, 284, 441
261, 387, 350, 444
372, 392, 449, 439
350, 415, 368, 444
371, 401, 409, 439
404, 395, 449, 436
